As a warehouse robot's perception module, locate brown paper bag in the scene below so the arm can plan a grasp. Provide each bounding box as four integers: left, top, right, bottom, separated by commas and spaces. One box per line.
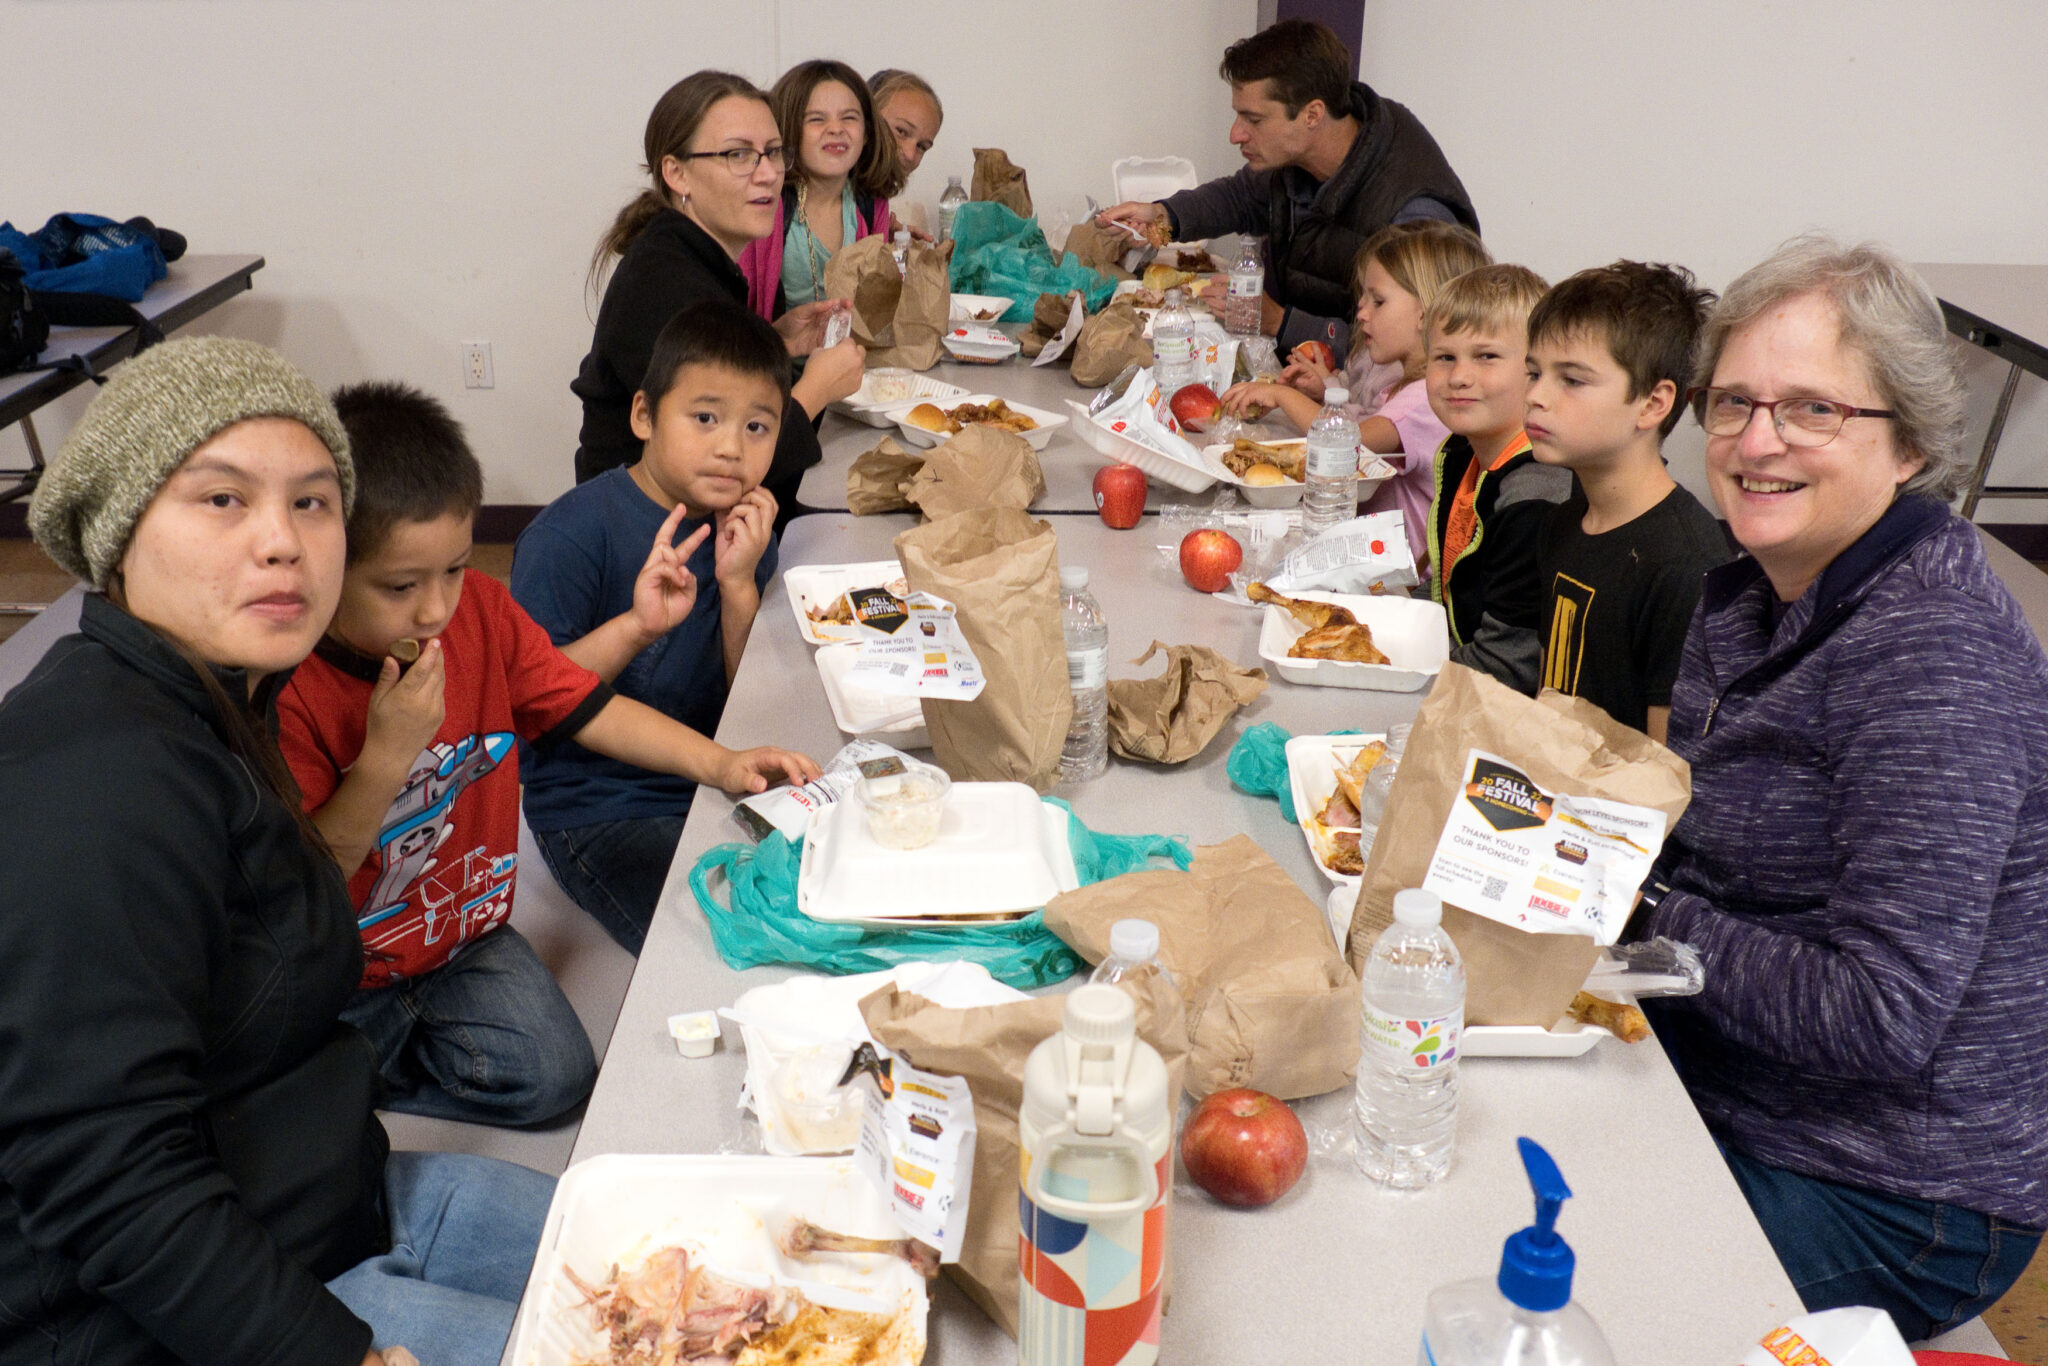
969, 147, 1033, 218
859, 975, 1186, 1339
1344, 663, 1692, 1026
1106, 642, 1267, 764
824, 235, 950, 370
846, 435, 924, 515
894, 509, 1072, 792
1045, 835, 1360, 1101
1061, 221, 1137, 279
1017, 292, 1075, 360
1070, 298, 1154, 388
905, 425, 1044, 521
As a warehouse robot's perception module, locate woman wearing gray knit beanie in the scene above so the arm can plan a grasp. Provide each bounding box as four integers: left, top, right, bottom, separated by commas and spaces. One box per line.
0, 337, 551, 1366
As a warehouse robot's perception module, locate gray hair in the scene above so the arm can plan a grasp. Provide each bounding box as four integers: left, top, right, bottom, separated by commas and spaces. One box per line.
1693, 234, 1969, 500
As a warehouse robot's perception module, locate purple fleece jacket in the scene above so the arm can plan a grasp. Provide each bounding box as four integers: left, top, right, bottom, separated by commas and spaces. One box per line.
1647, 496, 2048, 1226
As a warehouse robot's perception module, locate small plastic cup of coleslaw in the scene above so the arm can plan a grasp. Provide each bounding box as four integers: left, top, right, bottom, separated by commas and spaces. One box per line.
857, 762, 951, 851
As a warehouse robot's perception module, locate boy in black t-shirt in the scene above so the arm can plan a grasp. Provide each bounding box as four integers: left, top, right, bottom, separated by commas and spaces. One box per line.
1525, 262, 1730, 741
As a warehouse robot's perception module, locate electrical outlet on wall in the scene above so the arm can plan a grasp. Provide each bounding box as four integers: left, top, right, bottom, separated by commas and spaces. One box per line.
462, 341, 494, 389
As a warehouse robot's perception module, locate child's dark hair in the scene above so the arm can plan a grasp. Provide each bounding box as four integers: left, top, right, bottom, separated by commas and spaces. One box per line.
328, 381, 484, 561
640, 299, 795, 413
1528, 262, 1719, 438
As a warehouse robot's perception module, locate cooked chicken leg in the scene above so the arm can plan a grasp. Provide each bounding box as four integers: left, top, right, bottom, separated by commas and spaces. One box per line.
1246, 582, 1357, 629
1290, 622, 1390, 665
775, 1217, 941, 1281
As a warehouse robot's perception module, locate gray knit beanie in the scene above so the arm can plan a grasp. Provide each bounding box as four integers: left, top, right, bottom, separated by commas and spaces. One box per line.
28, 336, 355, 589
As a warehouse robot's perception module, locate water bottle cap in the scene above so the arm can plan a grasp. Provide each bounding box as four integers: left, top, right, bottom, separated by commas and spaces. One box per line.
1324, 387, 1349, 406
1392, 888, 1442, 927
1498, 1137, 1576, 1312
1060, 565, 1089, 592
1164, 289, 1184, 306
1064, 982, 1136, 1045
1107, 918, 1158, 963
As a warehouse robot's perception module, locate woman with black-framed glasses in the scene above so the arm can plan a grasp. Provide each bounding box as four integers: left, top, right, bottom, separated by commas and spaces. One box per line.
1634, 235, 2048, 1339
572, 71, 864, 511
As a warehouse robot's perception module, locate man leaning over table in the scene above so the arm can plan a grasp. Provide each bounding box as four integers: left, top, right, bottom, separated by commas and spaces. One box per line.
1099, 19, 1478, 361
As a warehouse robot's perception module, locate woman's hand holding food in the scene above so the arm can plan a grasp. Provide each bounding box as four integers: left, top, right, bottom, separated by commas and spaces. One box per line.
717, 745, 823, 795
774, 299, 850, 357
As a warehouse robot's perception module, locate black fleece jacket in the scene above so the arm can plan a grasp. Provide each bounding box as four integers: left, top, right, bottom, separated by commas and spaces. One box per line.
571, 208, 821, 519
0, 596, 383, 1366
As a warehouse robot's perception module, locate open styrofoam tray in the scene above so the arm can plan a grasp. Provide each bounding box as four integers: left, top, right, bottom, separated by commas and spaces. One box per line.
879, 393, 1067, 451
829, 372, 972, 428
784, 560, 904, 646
1198, 441, 1398, 509
1285, 732, 1386, 885
506, 1154, 927, 1366
1065, 399, 1217, 493
1257, 592, 1450, 691
816, 644, 930, 749
797, 782, 1078, 926
949, 292, 1015, 322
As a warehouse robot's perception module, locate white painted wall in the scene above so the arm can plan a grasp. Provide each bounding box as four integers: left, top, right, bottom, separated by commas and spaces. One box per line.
5, 0, 1248, 503
1360, 0, 2048, 517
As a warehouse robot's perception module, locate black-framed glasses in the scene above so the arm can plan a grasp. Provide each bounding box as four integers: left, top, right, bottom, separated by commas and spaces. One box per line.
682, 145, 790, 175
1688, 386, 1896, 448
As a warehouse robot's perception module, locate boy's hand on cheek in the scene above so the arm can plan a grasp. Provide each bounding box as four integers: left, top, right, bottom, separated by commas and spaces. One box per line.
364, 640, 445, 766
632, 503, 709, 643
716, 744, 824, 794
714, 489, 777, 588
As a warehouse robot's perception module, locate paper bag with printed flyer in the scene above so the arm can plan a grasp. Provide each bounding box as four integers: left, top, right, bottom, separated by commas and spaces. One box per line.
1343, 663, 1692, 1026
857, 975, 1186, 1338
893, 508, 1071, 792
825, 234, 950, 370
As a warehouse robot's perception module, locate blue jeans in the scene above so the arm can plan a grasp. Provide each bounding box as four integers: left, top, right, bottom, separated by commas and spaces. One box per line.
1721, 1145, 2043, 1341
532, 813, 688, 956
328, 1151, 554, 1366
343, 925, 596, 1126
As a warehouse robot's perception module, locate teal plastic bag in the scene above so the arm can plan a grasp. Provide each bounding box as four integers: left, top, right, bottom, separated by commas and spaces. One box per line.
946, 202, 1118, 322
1226, 722, 1362, 824
688, 798, 1190, 989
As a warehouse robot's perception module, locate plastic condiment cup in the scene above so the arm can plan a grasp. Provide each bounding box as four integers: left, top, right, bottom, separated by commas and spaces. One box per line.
865, 367, 916, 404
858, 762, 951, 851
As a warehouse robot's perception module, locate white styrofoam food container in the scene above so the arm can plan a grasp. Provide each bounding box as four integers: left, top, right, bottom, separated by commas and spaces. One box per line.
949, 293, 1015, 322
784, 560, 904, 646
797, 782, 1078, 924
1111, 154, 1199, 206
1257, 592, 1450, 691
506, 1154, 927, 1366
940, 323, 1019, 364
815, 644, 930, 749
879, 393, 1068, 452
829, 372, 972, 428
1199, 441, 1397, 509
1285, 732, 1386, 885
1066, 399, 1217, 493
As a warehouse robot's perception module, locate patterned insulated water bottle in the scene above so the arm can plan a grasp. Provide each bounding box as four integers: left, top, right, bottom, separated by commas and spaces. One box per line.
1018, 983, 1172, 1366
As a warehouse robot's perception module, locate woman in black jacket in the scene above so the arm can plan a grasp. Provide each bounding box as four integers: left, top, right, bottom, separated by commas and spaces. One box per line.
572, 70, 865, 516
3, 337, 552, 1366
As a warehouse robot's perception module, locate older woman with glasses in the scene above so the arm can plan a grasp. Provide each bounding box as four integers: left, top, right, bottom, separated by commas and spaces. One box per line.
1636, 236, 2048, 1340
573, 70, 864, 513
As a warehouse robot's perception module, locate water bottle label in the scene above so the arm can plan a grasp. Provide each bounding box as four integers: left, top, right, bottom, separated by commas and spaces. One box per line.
1228, 273, 1261, 298
1019, 1151, 1167, 1366
1306, 441, 1360, 479
1153, 334, 1194, 367
1364, 1004, 1461, 1071
1067, 646, 1106, 691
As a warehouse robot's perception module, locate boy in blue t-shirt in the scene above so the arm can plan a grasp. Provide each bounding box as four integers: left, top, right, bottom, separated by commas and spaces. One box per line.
513, 299, 796, 951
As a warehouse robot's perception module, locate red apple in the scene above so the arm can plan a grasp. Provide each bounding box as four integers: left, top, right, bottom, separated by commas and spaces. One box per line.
1291, 339, 1337, 371
1093, 463, 1148, 529
1179, 1087, 1308, 1208
1179, 529, 1243, 594
1169, 383, 1224, 434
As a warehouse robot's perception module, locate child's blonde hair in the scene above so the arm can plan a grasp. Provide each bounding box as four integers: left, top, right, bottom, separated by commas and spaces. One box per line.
1355, 221, 1492, 316
1423, 264, 1551, 343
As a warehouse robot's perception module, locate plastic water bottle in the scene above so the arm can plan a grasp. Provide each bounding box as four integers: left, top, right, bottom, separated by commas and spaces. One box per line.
1225, 238, 1264, 337
1059, 565, 1109, 783
937, 176, 968, 242
1019, 984, 1172, 1366
1355, 722, 1412, 856
1354, 888, 1464, 1188
1303, 386, 1360, 538
1419, 1138, 1618, 1366
1089, 919, 1178, 995
1151, 289, 1199, 397
891, 228, 910, 276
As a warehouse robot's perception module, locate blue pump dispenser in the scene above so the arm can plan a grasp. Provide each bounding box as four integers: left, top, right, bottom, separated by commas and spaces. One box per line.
1496, 1137, 1575, 1313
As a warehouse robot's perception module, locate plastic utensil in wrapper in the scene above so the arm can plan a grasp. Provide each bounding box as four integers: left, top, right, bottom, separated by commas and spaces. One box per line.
1265, 509, 1420, 597
733, 740, 918, 843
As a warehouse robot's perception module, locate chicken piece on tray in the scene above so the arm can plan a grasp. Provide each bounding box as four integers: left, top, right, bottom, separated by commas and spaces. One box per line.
1290, 622, 1391, 665
1246, 581, 1357, 629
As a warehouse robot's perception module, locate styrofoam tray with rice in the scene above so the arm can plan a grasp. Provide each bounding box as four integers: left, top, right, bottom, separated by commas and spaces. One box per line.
815, 644, 929, 749
829, 372, 972, 428
1065, 399, 1217, 493
505, 1153, 927, 1366
1257, 592, 1450, 691
783, 561, 905, 645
